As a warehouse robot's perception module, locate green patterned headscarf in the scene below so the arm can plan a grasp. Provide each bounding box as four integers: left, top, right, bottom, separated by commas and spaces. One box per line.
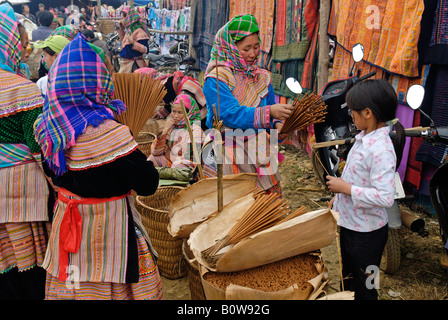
205, 14, 262, 78
124, 8, 146, 34
227, 14, 259, 42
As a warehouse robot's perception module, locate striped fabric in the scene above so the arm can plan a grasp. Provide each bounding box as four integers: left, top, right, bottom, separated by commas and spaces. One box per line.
34, 33, 127, 176
0, 221, 51, 273
0, 69, 44, 119
65, 120, 138, 171
202, 130, 281, 193
149, 123, 203, 169
0, 143, 34, 169
44, 227, 163, 300
0, 161, 50, 223
43, 191, 132, 284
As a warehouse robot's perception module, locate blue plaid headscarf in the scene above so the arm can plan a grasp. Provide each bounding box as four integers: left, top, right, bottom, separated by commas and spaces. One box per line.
34, 33, 126, 176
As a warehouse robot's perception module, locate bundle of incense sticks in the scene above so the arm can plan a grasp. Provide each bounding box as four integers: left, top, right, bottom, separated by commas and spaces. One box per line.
201, 191, 308, 267
280, 91, 328, 135
113, 73, 167, 136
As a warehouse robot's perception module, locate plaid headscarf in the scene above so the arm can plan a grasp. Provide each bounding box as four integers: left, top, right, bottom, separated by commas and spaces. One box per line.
51, 25, 77, 41
0, 3, 22, 74
171, 94, 201, 130
124, 8, 146, 34
34, 33, 126, 176
206, 14, 262, 78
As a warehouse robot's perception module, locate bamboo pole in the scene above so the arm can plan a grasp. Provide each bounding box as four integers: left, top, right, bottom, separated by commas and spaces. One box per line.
317, 0, 330, 92
214, 51, 223, 213
180, 99, 204, 180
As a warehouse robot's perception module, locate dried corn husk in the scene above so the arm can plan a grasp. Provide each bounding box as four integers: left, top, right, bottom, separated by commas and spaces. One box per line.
188, 192, 339, 272
167, 173, 258, 238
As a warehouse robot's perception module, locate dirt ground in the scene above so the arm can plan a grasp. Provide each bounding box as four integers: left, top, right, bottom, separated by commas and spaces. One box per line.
160, 144, 448, 300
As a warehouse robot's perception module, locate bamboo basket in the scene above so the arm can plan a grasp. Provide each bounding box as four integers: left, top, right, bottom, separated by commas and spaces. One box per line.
135, 187, 187, 279
183, 239, 206, 300
98, 19, 116, 35
141, 118, 160, 136
136, 132, 156, 158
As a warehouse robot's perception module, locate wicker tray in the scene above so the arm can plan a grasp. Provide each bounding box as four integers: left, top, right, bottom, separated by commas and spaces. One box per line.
135, 186, 186, 279
136, 132, 156, 158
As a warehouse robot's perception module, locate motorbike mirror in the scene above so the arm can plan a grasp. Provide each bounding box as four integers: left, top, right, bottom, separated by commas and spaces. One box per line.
406, 84, 425, 110
286, 77, 303, 94
352, 43, 364, 63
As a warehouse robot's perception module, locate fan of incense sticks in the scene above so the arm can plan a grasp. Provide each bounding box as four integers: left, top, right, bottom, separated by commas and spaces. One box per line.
280, 91, 328, 135
201, 191, 308, 268
113, 73, 167, 136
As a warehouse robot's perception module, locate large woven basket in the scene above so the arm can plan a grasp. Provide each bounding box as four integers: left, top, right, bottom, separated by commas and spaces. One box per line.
183, 239, 206, 300
136, 132, 156, 158
135, 187, 186, 279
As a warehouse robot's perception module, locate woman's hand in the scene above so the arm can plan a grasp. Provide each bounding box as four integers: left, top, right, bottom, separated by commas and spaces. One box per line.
162, 117, 176, 135
124, 33, 135, 45
270, 104, 294, 120
275, 122, 289, 141
326, 175, 352, 195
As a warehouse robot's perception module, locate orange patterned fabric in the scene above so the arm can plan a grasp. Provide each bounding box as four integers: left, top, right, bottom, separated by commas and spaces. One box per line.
328, 0, 424, 78
229, 0, 275, 68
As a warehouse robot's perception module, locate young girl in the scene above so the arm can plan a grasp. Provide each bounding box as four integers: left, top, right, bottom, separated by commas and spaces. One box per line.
326, 79, 405, 300
148, 94, 203, 170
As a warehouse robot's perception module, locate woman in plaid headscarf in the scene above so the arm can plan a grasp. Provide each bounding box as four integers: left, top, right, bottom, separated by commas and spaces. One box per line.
0, 3, 54, 299
118, 8, 149, 73
35, 33, 163, 300
202, 14, 293, 196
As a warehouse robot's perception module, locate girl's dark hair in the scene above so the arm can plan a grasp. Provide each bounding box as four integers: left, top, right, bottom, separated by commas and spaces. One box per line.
346, 79, 405, 166
43, 46, 57, 56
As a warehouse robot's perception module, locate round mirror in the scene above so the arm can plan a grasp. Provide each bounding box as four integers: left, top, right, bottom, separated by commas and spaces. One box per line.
352, 43, 364, 63
406, 84, 425, 110
286, 77, 303, 94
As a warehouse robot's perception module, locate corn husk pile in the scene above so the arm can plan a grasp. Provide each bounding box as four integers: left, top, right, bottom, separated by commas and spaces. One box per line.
201, 191, 308, 268
280, 91, 327, 135
168, 173, 340, 300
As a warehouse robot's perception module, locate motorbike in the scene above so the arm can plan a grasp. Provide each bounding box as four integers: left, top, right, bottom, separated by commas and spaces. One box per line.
405, 85, 448, 272
105, 32, 121, 73
144, 39, 193, 75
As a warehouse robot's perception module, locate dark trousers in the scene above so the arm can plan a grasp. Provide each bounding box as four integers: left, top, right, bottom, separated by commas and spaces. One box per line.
339, 225, 388, 300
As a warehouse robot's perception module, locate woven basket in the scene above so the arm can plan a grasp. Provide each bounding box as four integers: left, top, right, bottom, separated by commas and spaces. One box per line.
98, 19, 116, 35
135, 187, 187, 279
136, 132, 156, 158
183, 239, 206, 300
141, 118, 160, 135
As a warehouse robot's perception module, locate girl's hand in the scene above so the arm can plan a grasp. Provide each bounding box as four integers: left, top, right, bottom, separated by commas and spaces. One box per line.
328, 196, 335, 209
326, 175, 352, 195
270, 104, 294, 120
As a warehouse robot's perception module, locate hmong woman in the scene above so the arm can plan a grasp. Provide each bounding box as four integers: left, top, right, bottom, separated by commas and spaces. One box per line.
34, 33, 163, 300
118, 8, 149, 73
0, 3, 54, 299
148, 94, 203, 170
202, 14, 293, 196
153, 71, 208, 131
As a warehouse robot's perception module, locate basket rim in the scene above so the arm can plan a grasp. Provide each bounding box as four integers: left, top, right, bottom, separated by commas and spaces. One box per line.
136, 186, 185, 213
